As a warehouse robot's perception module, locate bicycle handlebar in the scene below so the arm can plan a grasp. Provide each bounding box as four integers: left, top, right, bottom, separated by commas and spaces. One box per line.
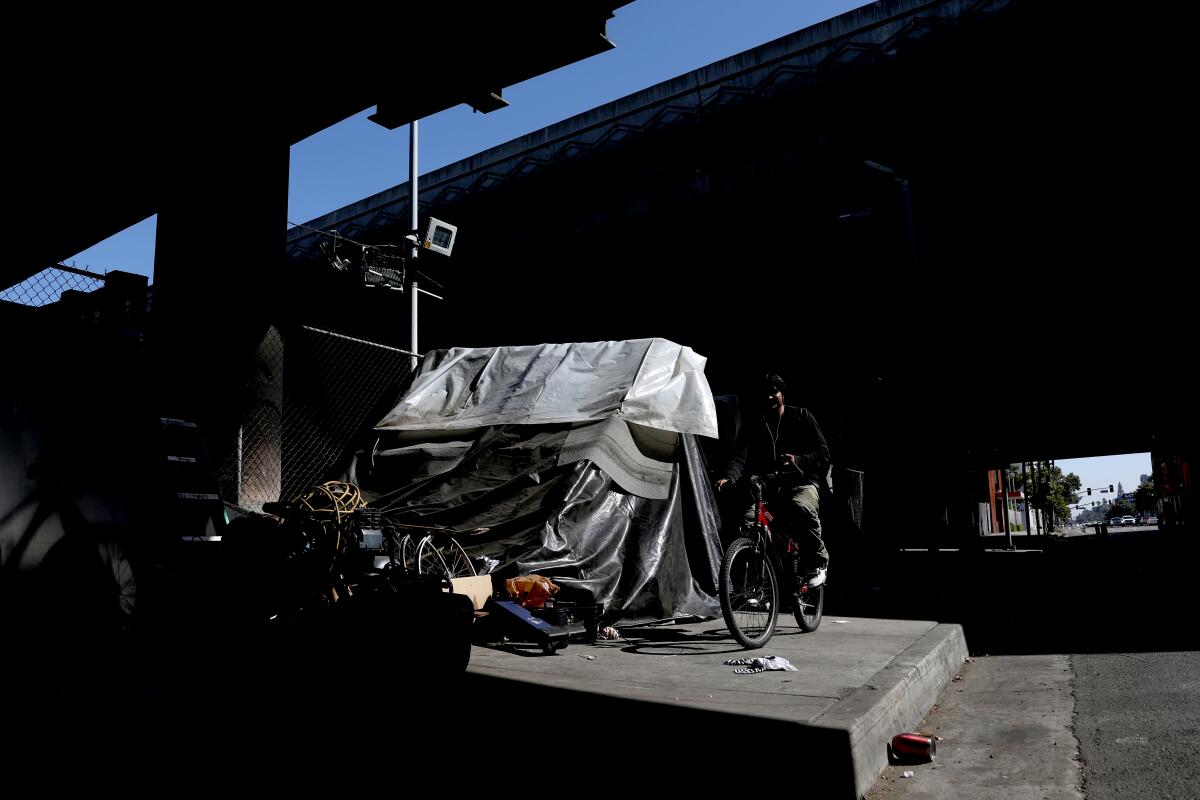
722, 471, 795, 486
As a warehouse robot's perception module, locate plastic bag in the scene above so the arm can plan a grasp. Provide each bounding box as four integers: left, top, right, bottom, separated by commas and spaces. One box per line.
504, 574, 560, 609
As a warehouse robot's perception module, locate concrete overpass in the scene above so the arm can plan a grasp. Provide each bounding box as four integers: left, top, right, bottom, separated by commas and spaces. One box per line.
5, 0, 1192, 542
283, 0, 1196, 486
8, 3, 626, 287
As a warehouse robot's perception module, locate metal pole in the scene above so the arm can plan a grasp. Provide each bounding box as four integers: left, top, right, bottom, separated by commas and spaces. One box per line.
1002, 466, 1013, 550
236, 424, 243, 507
1045, 460, 1052, 532
1046, 460, 1055, 533
1033, 460, 1042, 535
411, 279, 419, 372
410, 119, 419, 259
1023, 461, 1032, 537
409, 120, 419, 371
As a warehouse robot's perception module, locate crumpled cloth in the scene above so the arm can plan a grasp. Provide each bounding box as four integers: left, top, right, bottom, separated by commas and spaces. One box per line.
723, 655, 798, 674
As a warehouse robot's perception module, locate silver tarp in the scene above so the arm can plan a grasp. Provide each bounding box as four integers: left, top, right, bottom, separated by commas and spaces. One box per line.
350, 339, 724, 623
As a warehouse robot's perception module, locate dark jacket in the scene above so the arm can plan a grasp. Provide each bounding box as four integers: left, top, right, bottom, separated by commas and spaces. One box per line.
722, 405, 830, 488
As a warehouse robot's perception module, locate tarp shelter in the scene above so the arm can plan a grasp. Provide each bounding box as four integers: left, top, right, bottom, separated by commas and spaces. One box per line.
347, 339, 724, 623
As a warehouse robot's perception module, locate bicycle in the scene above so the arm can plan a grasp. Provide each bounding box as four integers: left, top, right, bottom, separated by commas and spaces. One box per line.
391, 523, 480, 579
719, 472, 824, 649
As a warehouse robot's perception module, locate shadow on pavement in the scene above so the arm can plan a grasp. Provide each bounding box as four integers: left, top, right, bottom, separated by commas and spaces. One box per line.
827, 527, 1200, 656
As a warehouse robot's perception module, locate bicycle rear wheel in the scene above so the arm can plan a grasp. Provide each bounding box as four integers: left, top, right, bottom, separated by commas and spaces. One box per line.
719, 537, 779, 649
793, 582, 824, 632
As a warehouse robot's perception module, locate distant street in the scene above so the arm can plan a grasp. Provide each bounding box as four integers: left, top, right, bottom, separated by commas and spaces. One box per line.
1059, 524, 1161, 538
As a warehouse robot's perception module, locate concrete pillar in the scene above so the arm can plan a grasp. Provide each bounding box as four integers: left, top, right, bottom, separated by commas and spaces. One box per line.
151, 128, 290, 474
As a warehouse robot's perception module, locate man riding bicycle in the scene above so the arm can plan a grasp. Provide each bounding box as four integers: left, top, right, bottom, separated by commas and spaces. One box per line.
715, 373, 830, 589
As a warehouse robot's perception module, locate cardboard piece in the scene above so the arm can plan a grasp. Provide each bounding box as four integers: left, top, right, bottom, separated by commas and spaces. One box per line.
448, 575, 493, 611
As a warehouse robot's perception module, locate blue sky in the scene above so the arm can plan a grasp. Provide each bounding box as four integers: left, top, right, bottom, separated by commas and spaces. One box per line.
1055, 452, 1153, 502
63, 0, 872, 279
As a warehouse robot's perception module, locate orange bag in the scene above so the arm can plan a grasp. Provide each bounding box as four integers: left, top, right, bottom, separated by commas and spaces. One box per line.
504, 574, 560, 609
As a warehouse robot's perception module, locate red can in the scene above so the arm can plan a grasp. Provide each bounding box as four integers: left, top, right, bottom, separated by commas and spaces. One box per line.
891, 732, 936, 761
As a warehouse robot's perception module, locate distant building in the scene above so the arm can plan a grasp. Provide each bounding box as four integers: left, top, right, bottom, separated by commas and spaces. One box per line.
981, 465, 1048, 535
1140, 474, 1152, 485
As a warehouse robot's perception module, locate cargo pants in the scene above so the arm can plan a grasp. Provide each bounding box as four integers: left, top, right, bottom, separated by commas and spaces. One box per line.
743, 482, 829, 573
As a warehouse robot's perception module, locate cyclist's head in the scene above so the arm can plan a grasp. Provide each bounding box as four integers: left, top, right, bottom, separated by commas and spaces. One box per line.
761, 373, 788, 396
760, 374, 787, 409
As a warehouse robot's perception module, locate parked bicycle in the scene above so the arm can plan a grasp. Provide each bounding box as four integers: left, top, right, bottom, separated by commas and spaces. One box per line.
391, 523, 479, 579
719, 472, 824, 648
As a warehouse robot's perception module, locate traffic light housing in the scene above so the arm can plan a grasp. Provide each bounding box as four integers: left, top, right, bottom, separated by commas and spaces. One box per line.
1087, 488, 1092, 495
1109, 484, 1114, 493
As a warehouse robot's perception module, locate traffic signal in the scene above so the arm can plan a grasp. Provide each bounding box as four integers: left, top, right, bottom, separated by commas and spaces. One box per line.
1087, 488, 1092, 495
1109, 484, 1114, 492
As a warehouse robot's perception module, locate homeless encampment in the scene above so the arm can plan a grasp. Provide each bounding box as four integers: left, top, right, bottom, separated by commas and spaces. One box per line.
345, 338, 724, 624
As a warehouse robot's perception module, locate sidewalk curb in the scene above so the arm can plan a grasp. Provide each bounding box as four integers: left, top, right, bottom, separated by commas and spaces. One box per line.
813, 622, 969, 798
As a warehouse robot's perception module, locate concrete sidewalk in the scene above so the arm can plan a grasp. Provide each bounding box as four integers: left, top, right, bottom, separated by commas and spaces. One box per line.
467, 615, 967, 798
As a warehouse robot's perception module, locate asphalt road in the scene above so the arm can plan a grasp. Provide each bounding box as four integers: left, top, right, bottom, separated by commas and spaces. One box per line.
1074, 651, 1200, 800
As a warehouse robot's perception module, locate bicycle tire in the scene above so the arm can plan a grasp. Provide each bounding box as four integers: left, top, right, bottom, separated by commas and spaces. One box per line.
97, 540, 137, 631
397, 534, 420, 571
793, 582, 824, 633
719, 537, 779, 649
440, 537, 477, 577
416, 536, 476, 578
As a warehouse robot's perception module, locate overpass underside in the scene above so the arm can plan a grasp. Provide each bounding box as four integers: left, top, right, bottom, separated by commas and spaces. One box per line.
284, 0, 1194, 484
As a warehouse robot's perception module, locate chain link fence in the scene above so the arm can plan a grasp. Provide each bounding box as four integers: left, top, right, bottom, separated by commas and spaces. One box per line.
220, 325, 415, 511
1, 265, 106, 307
837, 467, 865, 534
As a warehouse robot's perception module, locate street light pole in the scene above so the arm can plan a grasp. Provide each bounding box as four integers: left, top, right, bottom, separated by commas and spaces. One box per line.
409, 120, 420, 372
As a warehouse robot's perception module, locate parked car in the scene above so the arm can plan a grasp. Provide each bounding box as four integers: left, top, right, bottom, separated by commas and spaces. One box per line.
1146, 514, 1158, 525
1121, 515, 1137, 526
1108, 517, 1122, 526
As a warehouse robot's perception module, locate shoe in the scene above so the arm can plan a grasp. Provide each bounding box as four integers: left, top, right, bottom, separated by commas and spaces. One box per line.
806, 567, 827, 589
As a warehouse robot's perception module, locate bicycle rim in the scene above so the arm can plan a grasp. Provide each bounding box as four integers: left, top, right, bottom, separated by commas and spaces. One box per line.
416, 536, 477, 578
720, 538, 779, 649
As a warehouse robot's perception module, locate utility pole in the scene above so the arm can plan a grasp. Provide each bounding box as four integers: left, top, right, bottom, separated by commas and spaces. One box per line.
403, 119, 445, 373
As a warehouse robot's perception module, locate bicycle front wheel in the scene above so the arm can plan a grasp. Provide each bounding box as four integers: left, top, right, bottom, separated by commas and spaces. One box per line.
720, 537, 779, 649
